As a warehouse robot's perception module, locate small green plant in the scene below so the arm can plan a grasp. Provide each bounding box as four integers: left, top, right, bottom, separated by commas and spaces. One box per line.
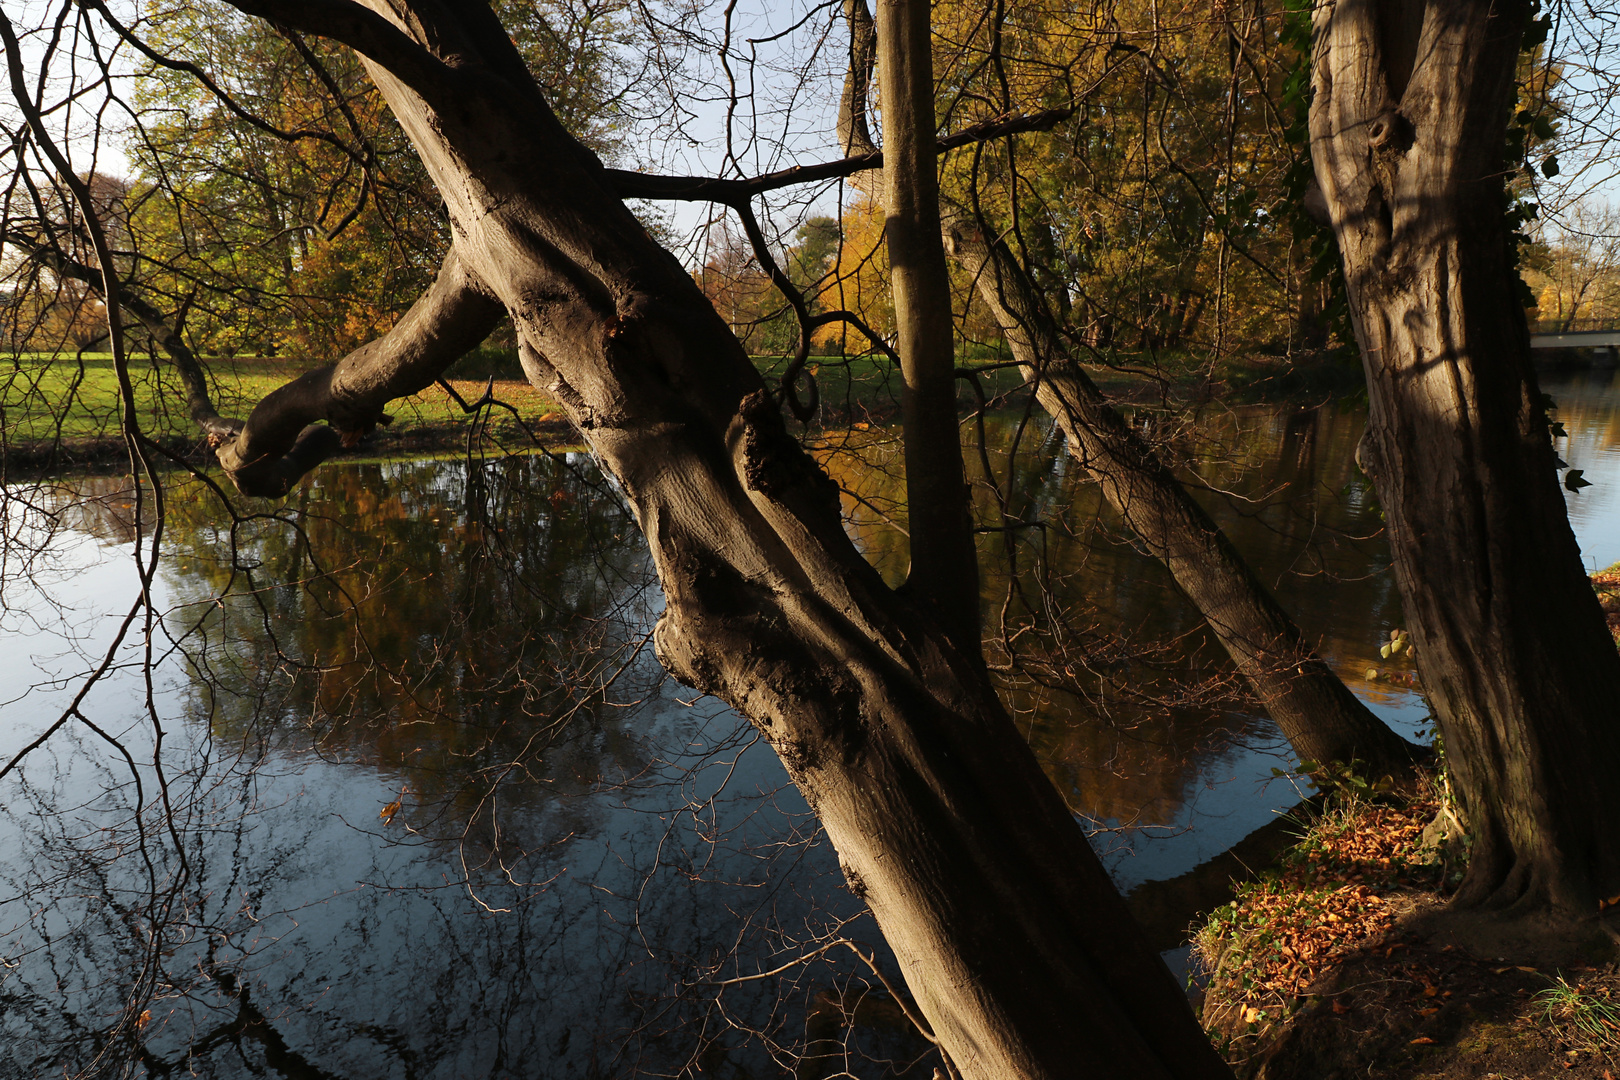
1274, 759, 1395, 798
1535, 975, 1620, 1052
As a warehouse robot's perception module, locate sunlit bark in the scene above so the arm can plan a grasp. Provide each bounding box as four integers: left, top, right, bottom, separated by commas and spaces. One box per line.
197, 2, 1235, 1075
1310, 0, 1620, 919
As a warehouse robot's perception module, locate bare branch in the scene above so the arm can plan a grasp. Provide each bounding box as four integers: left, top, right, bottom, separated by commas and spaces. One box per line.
213, 246, 504, 497
608, 106, 1080, 203
4, 231, 239, 438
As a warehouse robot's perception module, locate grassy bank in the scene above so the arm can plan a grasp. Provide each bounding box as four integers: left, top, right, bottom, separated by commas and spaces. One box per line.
1192, 784, 1618, 1078
2, 346, 1368, 471
1, 354, 565, 464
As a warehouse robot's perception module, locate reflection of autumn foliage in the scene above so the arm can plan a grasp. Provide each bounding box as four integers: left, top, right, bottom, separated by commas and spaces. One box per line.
56, 455, 661, 851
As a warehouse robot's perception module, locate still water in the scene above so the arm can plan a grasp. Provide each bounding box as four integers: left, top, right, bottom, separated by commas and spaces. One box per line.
2, 369, 1616, 1078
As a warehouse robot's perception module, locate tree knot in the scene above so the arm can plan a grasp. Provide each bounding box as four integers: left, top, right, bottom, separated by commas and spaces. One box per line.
737, 390, 840, 512
1368, 110, 1415, 155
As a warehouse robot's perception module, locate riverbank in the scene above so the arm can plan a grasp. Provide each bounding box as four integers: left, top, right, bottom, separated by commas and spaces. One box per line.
1193, 784, 1619, 1079
1597, 563, 1620, 647
0, 347, 1365, 470
1, 354, 577, 472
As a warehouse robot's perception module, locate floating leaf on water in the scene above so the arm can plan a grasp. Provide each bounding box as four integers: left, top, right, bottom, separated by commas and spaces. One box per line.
1567, 469, 1593, 491
380, 785, 408, 825
1380, 644, 1392, 659
1366, 668, 1380, 680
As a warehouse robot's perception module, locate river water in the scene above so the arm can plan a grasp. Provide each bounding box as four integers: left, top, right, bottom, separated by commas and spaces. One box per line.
1, 369, 1616, 1078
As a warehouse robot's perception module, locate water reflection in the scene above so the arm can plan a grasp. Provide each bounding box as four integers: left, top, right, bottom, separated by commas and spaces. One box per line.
0, 457, 882, 1079
4, 370, 1617, 1076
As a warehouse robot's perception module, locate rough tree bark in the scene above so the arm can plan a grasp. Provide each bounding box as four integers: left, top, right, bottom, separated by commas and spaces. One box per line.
942, 211, 1422, 778
875, 0, 983, 653
1310, 0, 1620, 919
191, 1, 1232, 1076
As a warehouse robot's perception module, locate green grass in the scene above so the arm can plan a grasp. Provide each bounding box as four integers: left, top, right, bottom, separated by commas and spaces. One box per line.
0, 354, 560, 450
1535, 975, 1620, 1052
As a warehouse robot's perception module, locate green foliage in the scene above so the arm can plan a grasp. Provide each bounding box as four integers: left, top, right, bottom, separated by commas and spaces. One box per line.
1272, 759, 1395, 798
116, 0, 633, 361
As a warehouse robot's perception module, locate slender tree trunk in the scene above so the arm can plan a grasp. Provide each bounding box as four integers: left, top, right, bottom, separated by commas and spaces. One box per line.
210, 2, 1235, 1075
875, 0, 982, 652
943, 212, 1420, 778
1310, 0, 1620, 919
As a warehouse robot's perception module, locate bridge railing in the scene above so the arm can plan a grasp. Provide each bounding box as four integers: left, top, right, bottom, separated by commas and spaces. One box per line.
1531, 316, 1620, 335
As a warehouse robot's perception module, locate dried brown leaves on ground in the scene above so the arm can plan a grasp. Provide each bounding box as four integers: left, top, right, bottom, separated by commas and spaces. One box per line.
1194, 790, 1620, 1079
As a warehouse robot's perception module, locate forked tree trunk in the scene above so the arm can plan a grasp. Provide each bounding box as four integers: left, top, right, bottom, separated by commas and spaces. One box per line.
212, 2, 1234, 1076
1310, 0, 1620, 917
943, 213, 1421, 779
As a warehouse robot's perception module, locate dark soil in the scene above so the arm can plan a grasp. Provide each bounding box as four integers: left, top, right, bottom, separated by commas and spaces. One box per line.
1234, 915, 1620, 1079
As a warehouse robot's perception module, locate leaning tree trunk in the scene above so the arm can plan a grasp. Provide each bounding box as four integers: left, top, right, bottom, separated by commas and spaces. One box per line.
209, 2, 1234, 1076
1310, 0, 1620, 918
943, 212, 1421, 779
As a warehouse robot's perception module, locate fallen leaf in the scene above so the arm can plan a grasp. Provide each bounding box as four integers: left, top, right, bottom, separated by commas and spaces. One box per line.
1418, 1007, 1440, 1017
380, 785, 408, 825
1410, 1036, 1435, 1045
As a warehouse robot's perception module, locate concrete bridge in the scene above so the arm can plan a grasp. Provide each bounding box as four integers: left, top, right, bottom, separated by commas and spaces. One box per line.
1531, 318, 1620, 351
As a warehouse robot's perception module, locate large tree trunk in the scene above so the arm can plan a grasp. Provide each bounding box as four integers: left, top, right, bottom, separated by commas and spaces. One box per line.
211, 2, 1234, 1076
1310, 0, 1620, 919
943, 212, 1421, 778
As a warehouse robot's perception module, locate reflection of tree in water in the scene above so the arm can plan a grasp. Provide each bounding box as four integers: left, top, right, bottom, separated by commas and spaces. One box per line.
1, 456, 925, 1079
161, 454, 664, 847
821, 412, 1272, 828
0, 398, 1454, 1078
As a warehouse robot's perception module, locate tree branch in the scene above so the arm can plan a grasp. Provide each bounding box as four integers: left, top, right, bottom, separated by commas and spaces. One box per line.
607, 107, 1079, 203
5, 231, 240, 438
213, 245, 504, 497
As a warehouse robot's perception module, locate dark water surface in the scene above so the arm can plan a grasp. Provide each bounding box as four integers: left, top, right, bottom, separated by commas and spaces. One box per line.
2, 370, 1615, 1078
